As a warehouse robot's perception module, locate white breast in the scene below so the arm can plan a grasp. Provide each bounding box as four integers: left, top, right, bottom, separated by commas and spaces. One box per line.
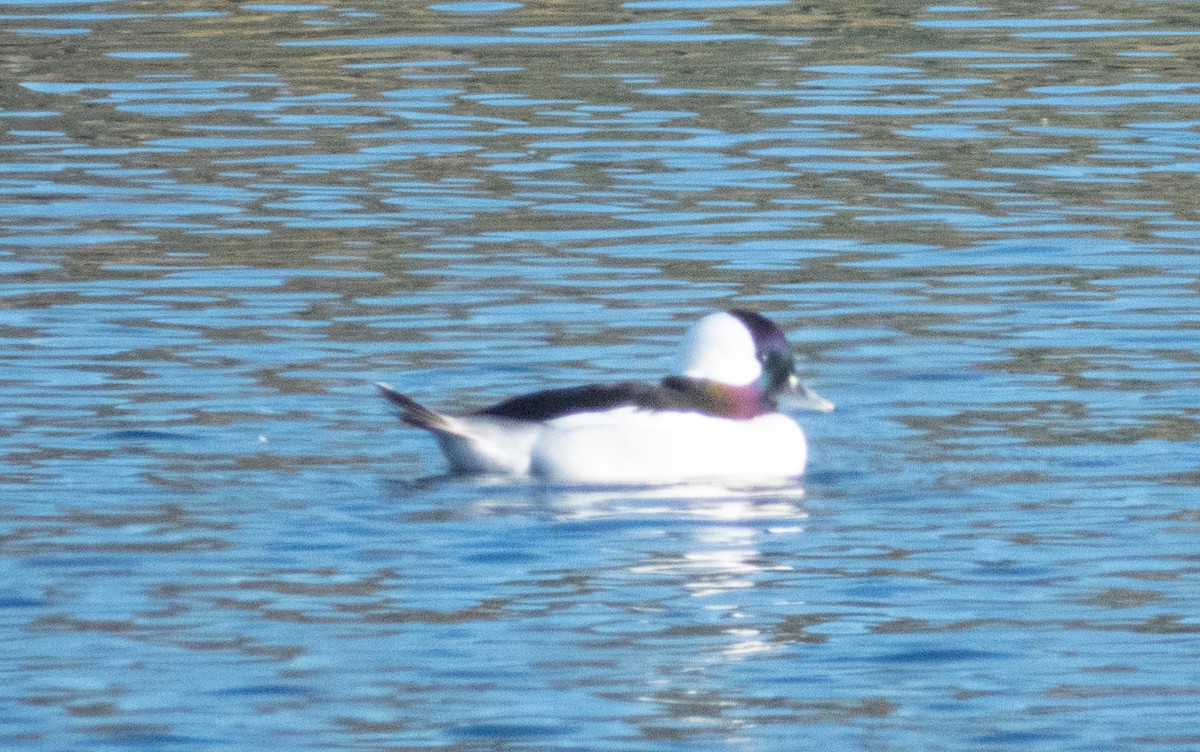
528, 409, 808, 485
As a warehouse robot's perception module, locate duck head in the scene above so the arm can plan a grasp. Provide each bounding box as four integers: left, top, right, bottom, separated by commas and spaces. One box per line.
677, 309, 834, 412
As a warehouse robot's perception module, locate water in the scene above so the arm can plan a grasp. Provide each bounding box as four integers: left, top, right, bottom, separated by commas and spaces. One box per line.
2, 1, 1199, 749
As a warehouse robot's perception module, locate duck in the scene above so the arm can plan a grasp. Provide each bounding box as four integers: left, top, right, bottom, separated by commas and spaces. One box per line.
377, 309, 833, 485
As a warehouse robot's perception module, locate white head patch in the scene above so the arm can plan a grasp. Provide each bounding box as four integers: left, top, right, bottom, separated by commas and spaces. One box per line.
677, 311, 763, 386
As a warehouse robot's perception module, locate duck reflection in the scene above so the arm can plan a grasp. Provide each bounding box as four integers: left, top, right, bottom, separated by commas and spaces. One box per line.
538, 482, 809, 662
535, 481, 807, 523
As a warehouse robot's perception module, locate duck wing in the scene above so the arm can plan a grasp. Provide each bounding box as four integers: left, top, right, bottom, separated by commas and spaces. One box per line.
475, 380, 714, 422
476, 378, 769, 422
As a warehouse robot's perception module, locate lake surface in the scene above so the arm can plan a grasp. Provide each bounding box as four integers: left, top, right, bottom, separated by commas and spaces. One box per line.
2, 0, 1199, 749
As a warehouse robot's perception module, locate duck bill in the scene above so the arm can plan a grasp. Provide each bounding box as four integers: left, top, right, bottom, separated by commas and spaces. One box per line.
782, 373, 835, 412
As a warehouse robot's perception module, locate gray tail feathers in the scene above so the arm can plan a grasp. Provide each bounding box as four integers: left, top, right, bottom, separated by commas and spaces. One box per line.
376, 382, 460, 433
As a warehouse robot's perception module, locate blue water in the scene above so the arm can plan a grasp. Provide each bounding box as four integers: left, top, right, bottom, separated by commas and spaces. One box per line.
1, 0, 1199, 749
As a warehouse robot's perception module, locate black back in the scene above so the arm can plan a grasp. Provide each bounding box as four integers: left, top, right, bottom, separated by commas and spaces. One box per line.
476, 378, 771, 423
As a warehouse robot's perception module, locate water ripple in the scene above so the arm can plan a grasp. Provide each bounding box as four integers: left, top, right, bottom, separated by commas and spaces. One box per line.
2, 0, 1199, 749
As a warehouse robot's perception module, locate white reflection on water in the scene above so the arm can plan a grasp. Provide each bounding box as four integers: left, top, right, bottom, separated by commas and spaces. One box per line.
543, 483, 809, 662
5, 0, 1200, 748
538, 481, 807, 522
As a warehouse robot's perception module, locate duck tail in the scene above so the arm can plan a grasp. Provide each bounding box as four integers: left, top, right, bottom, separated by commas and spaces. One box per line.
376, 382, 461, 434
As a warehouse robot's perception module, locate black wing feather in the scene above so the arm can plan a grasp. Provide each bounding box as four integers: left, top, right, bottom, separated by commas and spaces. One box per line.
476, 378, 766, 422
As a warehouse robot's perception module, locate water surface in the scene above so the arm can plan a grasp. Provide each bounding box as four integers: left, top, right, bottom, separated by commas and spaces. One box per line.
2, 1, 1199, 749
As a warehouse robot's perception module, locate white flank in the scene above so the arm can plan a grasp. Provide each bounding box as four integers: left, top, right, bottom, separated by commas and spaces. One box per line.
432, 418, 543, 475
528, 408, 807, 484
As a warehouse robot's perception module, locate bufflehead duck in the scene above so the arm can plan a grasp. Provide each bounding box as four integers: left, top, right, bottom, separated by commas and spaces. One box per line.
377, 310, 832, 485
